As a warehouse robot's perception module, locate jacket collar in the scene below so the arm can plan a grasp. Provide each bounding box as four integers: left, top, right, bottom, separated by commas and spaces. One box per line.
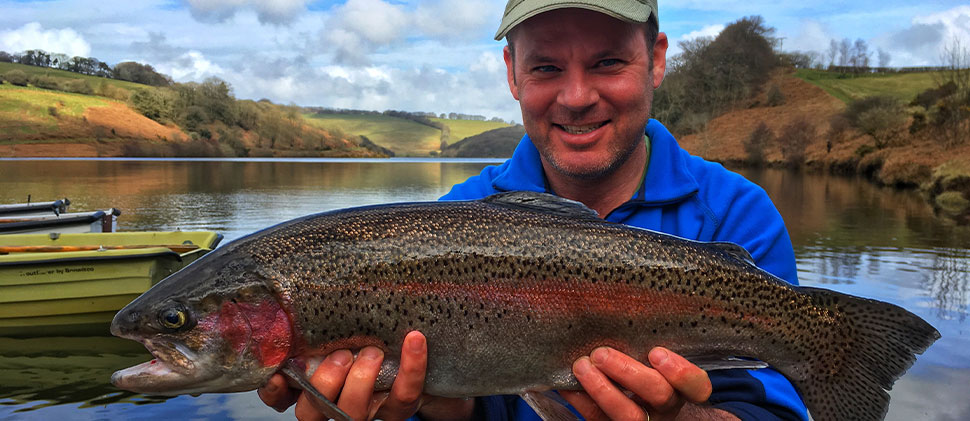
492, 119, 699, 205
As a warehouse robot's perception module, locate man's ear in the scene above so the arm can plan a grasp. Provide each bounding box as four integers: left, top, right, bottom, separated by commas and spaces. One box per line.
504, 45, 520, 100
652, 32, 668, 89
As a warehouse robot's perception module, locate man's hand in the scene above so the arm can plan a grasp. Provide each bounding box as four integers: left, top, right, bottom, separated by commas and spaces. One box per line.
560, 347, 737, 421
257, 331, 474, 421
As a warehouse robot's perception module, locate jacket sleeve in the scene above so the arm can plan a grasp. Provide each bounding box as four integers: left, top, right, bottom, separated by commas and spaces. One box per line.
440, 164, 504, 201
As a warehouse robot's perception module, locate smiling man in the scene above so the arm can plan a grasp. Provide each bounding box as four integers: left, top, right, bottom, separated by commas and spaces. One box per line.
259, 1, 808, 420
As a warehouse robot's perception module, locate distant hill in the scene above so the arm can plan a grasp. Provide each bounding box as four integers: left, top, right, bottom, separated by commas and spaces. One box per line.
794, 68, 939, 104
440, 125, 525, 158
0, 62, 387, 158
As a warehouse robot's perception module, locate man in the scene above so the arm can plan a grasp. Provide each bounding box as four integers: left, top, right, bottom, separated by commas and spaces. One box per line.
260, 1, 808, 420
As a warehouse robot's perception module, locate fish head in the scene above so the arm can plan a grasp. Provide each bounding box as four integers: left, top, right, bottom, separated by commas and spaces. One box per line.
110, 251, 293, 396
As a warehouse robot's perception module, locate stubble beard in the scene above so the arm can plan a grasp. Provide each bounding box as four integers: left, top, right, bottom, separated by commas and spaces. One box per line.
539, 131, 644, 181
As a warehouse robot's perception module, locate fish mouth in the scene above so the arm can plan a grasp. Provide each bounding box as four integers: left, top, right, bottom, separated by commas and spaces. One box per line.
111, 338, 202, 395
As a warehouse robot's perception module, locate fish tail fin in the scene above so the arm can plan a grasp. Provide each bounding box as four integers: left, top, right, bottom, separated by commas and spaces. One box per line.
795, 287, 940, 421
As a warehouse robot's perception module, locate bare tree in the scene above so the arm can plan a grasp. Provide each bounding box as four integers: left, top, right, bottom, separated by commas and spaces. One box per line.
828, 40, 839, 67
878, 48, 892, 68
839, 39, 852, 67
853, 39, 871, 69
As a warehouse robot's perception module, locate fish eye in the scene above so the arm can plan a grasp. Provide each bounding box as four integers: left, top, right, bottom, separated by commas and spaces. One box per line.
159, 307, 187, 330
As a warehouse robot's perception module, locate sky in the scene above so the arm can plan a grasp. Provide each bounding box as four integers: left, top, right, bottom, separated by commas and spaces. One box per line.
1, 0, 968, 123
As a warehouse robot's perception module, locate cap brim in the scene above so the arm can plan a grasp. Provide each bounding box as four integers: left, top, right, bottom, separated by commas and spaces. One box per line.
494, 0, 655, 40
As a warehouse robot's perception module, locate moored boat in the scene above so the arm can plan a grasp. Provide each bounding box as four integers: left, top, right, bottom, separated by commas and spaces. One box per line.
0, 199, 70, 218
0, 231, 223, 337
0, 208, 121, 235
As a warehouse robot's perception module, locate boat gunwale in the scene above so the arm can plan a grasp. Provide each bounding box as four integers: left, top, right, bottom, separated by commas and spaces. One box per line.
0, 211, 106, 233
0, 249, 185, 267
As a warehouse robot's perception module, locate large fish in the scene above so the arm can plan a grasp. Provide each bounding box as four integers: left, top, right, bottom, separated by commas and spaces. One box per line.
111, 191, 940, 421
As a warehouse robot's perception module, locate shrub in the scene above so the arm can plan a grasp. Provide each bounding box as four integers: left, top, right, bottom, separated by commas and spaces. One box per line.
935, 191, 969, 214
29, 75, 62, 90
911, 81, 957, 109
97, 82, 130, 101
62, 78, 93, 95
843, 95, 907, 147
826, 114, 851, 147
47, 106, 58, 117
4, 70, 29, 86
854, 143, 876, 158
928, 92, 970, 147
743, 121, 773, 166
910, 109, 928, 134
130, 88, 175, 123
778, 118, 814, 167
765, 85, 785, 107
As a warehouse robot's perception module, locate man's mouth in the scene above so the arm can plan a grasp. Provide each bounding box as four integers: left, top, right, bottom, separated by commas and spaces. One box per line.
556, 121, 607, 135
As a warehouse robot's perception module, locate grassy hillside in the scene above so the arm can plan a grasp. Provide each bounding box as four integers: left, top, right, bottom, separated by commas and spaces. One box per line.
303, 113, 441, 156
430, 118, 510, 143
0, 83, 115, 140
440, 125, 525, 158
795, 68, 939, 104
0, 62, 147, 93
304, 113, 510, 156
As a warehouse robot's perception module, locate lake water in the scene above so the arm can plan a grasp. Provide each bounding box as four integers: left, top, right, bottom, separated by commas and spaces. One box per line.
0, 159, 968, 420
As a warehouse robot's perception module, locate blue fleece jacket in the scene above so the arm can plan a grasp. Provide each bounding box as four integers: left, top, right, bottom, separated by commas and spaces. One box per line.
438, 119, 809, 421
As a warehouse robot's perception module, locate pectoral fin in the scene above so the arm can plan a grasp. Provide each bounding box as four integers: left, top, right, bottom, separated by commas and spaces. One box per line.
685, 355, 769, 371
281, 360, 351, 421
520, 390, 580, 421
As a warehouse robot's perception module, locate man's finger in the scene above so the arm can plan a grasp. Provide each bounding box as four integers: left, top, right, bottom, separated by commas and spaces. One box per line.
648, 347, 712, 403
376, 331, 428, 420
294, 350, 354, 421
573, 357, 649, 421
257, 373, 299, 412
589, 347, 678, 412
336, 346, 385, 420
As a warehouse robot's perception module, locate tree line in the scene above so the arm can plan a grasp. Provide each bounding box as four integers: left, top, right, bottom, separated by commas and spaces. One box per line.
0, 49, 172, 86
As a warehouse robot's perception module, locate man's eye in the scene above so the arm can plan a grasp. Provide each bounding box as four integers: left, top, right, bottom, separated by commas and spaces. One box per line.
533, 65, 559, 73
598, 59, 621, 67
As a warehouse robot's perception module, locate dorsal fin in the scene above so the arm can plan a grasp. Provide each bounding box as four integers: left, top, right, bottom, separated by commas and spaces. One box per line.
482, 191, 600, 221
707, 241, 755, 265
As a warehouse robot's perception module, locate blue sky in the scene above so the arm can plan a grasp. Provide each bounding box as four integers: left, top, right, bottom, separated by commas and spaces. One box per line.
1, 0, 968, 122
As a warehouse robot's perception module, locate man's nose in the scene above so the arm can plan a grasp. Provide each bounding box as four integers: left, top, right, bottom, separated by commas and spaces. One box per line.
557, 71, 599, 111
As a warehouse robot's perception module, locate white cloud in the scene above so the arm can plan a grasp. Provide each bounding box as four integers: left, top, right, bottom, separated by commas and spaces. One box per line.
185, 0, 310, 24
414, 0, 496, 40
322, 0, 409, 65
679, 24, 724, 42
784, 20, 834, 54
164, 50, 225, 80
0, 22, 91, 57
223, 49, 519, 122
878, 5, 970, 66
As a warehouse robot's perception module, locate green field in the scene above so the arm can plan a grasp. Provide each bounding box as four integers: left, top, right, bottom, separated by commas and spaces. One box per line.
0, 62, 148, 93
795, 68, 939, 104
303, 113, 510, 156
431, 118, 510, 143
303, 113, 442, 156
0, 83, 116, 138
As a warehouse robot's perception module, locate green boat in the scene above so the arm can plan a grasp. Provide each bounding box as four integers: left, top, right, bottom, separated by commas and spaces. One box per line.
0, 231, 223, 337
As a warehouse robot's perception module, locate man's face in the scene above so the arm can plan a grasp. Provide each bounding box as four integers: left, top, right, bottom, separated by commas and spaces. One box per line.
504, 8, 667, 180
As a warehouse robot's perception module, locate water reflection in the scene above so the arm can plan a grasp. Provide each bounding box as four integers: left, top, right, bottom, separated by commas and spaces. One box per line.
923, 250, 970, 322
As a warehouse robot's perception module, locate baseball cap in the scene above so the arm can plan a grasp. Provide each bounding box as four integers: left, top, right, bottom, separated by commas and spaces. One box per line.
495, 0, 658, 40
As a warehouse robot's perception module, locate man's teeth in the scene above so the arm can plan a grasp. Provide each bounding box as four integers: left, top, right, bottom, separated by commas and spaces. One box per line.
560, 123, 604, 134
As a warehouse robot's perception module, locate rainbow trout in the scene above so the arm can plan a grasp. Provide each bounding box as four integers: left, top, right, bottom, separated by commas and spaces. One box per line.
111, 191, 939, 421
